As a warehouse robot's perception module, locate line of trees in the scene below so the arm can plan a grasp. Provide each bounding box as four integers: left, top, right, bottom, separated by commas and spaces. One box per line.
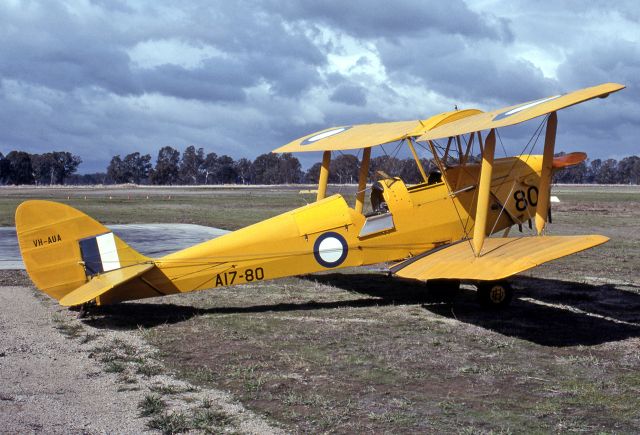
1, 146, 640, 185
103, 146, 305, 185
103, 147, 436, 185
553, 155, 640, 184
0, 151, 82, 185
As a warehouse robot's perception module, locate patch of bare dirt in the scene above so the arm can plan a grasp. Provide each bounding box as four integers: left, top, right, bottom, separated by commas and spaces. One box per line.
0, 275, 284, 434
0, 285, 149, 433
0, 269, 31, 286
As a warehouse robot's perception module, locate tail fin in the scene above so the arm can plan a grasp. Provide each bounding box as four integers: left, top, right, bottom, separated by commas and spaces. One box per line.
15, 200, 149, 301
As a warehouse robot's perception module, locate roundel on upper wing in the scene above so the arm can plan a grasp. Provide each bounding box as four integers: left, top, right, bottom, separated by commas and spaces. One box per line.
313, 232, 348, 268
492, 94, 563, 121
301, 126, 352, 145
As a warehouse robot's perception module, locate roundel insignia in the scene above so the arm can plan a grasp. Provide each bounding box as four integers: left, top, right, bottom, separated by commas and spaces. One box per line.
301, 126, 352, 145
313, 232, 348, 268
492, 94, 563, 121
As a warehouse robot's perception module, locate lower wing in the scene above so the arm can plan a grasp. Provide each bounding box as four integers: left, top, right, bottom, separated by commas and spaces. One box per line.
391, 235, 609, 281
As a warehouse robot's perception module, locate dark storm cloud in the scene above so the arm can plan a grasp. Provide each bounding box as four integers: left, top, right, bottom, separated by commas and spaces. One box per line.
0, 1, 326, 101
244, 55, 322, 98
377, 35, 558, 105
137, 60, 255, 102
166, 2, 326, 66
0, 3, 138, 95
270, 0, 512, 42
557, 41, 640, 100
554, 40, 640, 157
0, 0, 637, 173
330, 84, 367, 106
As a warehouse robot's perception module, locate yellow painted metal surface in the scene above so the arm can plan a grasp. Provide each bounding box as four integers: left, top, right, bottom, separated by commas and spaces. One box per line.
272, 110, 481, 153
418, 83, 624, 141
393, 235, 609, 281
472, 129, 496, 255
535, 111, 557, 234
274, 120, 423, 153
293, 195, 353, 235
317, 150, 331, 201
15, 200, 149, 301
59, 263, 155, 306
421, 109, 483, 131
354, 147, 371, 213
407, 138, 428, 183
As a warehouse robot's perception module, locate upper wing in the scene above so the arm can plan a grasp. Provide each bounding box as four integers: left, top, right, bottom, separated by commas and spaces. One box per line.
417, 83, 624, 141
273, 109, 482, 153
272, 82, 623, 153
391, 235, 609, 281
273, 120, 424, 153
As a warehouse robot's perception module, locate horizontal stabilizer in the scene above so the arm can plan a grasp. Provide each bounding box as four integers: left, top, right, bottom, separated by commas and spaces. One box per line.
59, 263, 155, 307
391, 235, 609, 281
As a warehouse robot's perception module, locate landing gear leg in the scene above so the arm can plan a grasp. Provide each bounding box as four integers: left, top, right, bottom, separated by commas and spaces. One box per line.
74, 302, 95, 319
78, 303, 88, 319
426, 279, 461, 302
477, 280, 513, 309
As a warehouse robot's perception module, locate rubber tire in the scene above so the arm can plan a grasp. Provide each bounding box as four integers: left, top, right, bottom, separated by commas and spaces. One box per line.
426, 279, 461, 302
477, 280, 513, 309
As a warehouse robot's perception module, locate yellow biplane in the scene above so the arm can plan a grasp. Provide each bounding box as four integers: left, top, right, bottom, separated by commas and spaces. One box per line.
16, 82, 624, 310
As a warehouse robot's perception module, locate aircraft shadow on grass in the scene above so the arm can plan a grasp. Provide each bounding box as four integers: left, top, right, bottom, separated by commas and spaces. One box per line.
84, 273, 640, 347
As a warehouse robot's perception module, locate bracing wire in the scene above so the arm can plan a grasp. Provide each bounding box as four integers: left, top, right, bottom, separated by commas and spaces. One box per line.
488, 115, 549, 237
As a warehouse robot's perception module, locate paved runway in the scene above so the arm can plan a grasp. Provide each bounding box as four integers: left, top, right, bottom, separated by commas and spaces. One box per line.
0, 224, 229, 269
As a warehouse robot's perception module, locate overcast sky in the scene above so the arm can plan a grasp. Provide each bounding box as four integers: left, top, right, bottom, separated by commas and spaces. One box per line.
1, 0, 638, 172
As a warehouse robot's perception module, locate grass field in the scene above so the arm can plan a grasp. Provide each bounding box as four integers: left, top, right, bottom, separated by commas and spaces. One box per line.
0, 185, 326, 229
3, 184, 640, 433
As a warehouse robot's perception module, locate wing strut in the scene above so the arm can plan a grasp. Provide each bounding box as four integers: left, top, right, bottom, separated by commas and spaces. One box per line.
407, 137, 428, 183
317, 150, 331, 201
535, 112, 557, 234
472, 128, 496, 256
355, 147, 371, 213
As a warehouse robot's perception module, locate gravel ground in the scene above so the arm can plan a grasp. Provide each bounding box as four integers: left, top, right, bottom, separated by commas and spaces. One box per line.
0, 285, 149, 433
0, 275, 284, 434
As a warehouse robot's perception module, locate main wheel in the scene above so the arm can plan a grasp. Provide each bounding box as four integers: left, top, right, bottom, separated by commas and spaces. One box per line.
477, 280, 513, 309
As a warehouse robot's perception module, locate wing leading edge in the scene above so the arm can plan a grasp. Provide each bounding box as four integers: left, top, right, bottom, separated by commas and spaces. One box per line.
417, 83, 625, 142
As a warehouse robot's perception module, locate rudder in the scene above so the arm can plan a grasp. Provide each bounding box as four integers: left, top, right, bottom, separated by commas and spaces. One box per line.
15, 200, 149, 301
